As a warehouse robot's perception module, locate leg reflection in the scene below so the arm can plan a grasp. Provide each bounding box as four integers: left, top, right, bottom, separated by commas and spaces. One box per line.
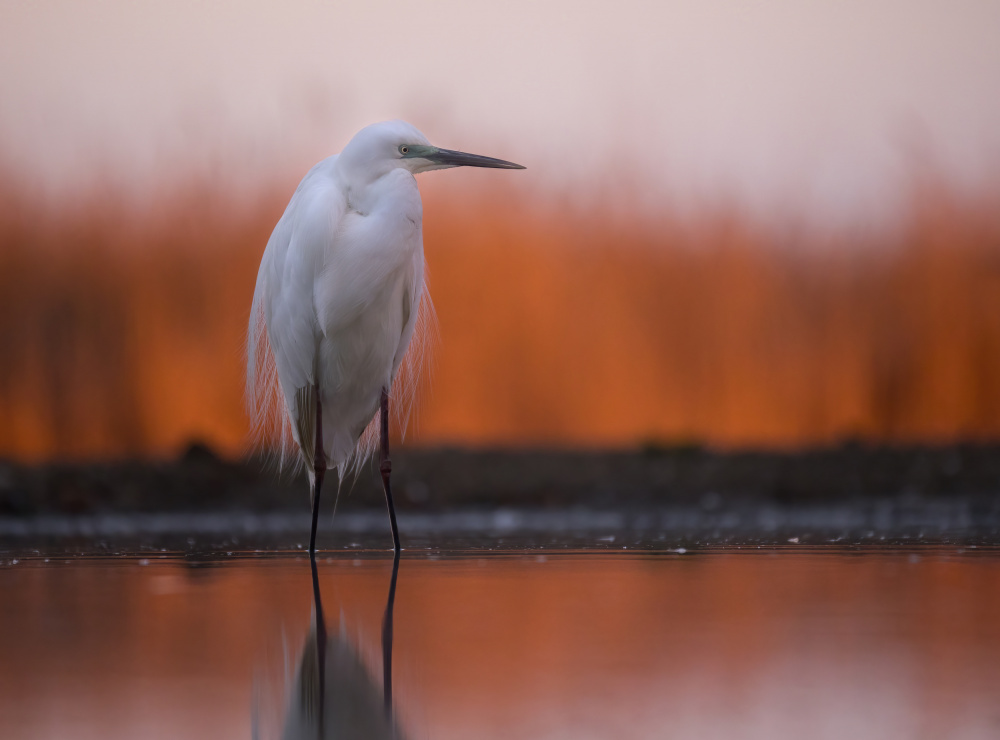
309, 556, 328, 738
382, 550, 401, 717
277, 557, 404, 740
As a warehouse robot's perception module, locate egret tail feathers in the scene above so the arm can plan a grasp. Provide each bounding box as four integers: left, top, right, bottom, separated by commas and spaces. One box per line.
246, 292, 299, 471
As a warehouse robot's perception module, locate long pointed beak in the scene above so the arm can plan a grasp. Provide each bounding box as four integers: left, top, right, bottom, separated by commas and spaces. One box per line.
426, 148, 525, 169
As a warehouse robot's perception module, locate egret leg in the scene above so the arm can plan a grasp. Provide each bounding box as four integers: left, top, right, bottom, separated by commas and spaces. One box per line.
309, 389, 325, 556
379, 387, 401, 553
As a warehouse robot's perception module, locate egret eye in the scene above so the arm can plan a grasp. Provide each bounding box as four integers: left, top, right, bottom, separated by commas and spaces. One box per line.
399, 145, 409, 155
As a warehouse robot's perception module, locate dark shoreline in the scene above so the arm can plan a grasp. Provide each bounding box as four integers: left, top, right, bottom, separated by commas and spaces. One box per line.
2, 444, 999, 552
3, 442, 999, 516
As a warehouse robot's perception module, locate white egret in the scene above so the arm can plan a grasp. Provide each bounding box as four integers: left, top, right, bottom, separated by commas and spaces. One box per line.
247, 120, 524, 554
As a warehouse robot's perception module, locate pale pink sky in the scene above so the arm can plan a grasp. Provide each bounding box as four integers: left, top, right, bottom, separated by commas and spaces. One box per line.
2, 0, 999, 226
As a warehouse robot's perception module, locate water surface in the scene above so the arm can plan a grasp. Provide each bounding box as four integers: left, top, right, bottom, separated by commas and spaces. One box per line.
2, 549, 999, 739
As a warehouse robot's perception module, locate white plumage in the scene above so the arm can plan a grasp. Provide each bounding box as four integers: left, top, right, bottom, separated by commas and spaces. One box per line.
246, 120, 523, 552
248, 121, 426, 475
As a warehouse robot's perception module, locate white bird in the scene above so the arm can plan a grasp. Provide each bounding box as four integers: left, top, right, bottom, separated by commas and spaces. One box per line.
247, 120, 524, 554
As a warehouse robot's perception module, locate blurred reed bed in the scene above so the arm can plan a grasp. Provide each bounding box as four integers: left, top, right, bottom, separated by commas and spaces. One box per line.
1, 170, 999, 461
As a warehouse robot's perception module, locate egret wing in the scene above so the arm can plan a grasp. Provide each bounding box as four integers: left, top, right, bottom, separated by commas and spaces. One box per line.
247, 158, 346, 462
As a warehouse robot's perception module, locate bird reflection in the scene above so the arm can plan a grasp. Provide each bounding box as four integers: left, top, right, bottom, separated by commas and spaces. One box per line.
276, 554, 404, 740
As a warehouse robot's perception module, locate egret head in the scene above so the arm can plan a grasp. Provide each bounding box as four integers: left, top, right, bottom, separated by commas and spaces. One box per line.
340, 120, 524, 180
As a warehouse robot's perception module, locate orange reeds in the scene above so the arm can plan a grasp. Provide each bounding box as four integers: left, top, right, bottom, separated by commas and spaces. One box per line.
1, 171, 999, 461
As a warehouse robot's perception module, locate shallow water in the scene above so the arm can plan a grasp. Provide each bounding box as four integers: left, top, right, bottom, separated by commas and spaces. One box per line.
2, 549, 1000, 739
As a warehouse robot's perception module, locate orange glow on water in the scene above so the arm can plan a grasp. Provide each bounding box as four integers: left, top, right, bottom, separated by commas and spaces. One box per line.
1, 174, 999, 461
3, 555, 1000, 739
